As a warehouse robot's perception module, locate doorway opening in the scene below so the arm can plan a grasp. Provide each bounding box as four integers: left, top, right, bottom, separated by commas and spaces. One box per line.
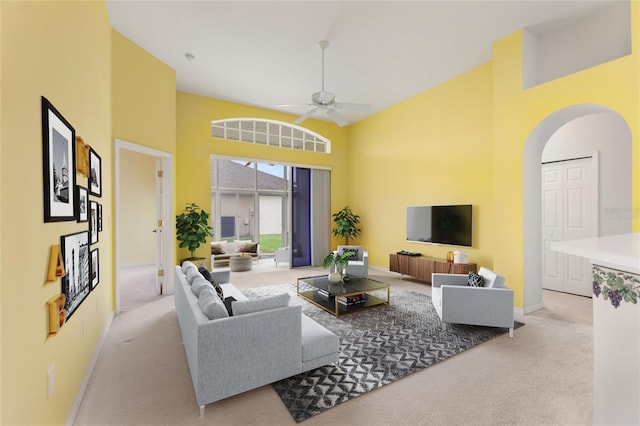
541, 155, 597, 297
523, 106, 632, 313
114, 139, 174, 313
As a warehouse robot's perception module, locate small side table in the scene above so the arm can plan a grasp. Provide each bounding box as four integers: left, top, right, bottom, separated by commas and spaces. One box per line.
229, 255, 252, 272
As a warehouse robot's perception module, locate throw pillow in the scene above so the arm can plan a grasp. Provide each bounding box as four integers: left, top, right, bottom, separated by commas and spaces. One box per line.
198, 266, 212, 281
467, 271, 485, 287
243, 242, 258, 253
198, 287, 229, 320
211, 241, 226, 255
191, 276, 213, 297
341, 247, 360, 261
223, 296, 237, 316
185, 267, 201, 284
198, 267, 224, 299
231, 293, 290, 316
181, 261, 197, 275
233, 240, 249, 252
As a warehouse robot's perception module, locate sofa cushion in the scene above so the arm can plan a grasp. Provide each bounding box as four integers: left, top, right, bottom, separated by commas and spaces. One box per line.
211, 241, 227, 255
185, 267, 201, 284
198, 287, 229, 320
198, 267, 224, 299
191, 276, 213, 297
467, 271, 485, 287
478, 267, 505, 288
300, 314, 340, 363
243, 242, 258, 253
231, 293, 290, 316
219, 283, 248, 301
181, 261, 198, 275
233, 240, 258, 254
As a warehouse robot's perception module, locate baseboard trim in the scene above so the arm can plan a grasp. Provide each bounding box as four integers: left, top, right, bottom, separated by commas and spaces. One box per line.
523, 303, 545, 314
66, 311, 115, 426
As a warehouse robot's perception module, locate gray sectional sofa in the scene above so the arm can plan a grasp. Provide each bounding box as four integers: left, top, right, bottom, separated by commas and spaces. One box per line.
174, 262, 340, 416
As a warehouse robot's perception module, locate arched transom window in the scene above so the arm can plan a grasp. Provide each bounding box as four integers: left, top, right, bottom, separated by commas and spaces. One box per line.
211, 118, 331, 153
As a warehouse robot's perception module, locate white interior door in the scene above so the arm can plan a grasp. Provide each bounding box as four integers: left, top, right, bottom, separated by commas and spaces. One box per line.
542, 165, 563, 292
542, 157, 596, 296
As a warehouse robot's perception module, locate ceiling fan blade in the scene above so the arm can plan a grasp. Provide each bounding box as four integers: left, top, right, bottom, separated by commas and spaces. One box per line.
334, 102, 371, 111
275, 103, 313, 108
294, 107, 320, 125
326, 109, 349, 127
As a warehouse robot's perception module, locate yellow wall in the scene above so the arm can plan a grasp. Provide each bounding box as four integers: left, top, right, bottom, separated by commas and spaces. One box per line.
120, 151, 156, 265
175, 92, 350, 263
491, 30, 638, 307
348, 62, 495, 270
111, 30, 176, 153
1, 2, 639, 424
348, 6, 639, 308
0, 2, 112, 424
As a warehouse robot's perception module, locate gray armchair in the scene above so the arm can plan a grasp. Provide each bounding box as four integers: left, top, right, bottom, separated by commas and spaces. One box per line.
431, 267, 514, 337
335, 245, 369, 278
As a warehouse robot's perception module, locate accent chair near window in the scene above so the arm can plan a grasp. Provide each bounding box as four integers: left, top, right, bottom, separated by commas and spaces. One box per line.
336, 245, 369, 278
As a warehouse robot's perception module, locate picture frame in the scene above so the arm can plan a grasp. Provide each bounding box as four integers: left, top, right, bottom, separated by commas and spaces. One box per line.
89, 147, 102, 197
89, 200, 99, 245
42, 97, 76, 222
90, 248, 100, 289
76, 185, 88, 223
60, 230, 90, 319
97, 203, 103, 232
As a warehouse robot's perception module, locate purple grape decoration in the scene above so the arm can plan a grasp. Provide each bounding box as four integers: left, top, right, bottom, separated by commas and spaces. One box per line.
593, 281, 601, 297
609, 290, 622, 308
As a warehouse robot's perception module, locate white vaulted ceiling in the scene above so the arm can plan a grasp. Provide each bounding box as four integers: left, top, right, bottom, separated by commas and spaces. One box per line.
107, 0, 617, 125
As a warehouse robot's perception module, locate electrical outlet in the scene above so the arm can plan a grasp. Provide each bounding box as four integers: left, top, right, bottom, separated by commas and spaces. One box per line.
48, 364, 55, 398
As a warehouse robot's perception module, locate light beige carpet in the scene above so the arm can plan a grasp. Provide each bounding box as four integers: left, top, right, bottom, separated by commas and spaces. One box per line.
73, 259, 593, 425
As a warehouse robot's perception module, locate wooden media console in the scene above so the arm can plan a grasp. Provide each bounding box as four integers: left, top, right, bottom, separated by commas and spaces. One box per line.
389, 253, 477, 284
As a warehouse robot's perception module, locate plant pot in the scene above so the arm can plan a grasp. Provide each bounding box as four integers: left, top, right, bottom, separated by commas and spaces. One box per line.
328, 272, 342, 283
180, 257, 206, 268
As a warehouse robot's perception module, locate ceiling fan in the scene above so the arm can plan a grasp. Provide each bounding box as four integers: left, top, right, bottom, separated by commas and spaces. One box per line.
277, 40, 371, 127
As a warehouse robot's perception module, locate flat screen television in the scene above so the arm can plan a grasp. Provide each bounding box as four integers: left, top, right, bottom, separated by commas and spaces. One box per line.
406, 205, 472, 247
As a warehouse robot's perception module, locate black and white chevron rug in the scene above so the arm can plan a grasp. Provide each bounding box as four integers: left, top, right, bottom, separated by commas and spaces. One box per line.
242, 283, 522, 423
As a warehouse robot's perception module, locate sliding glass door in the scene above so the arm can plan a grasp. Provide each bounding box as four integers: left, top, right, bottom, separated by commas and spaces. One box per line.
258, 194, 287, 255
218, 192, 256, 241
211, 157, 329, 264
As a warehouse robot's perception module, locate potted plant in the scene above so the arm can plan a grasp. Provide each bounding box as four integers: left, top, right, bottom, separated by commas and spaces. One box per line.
176, 203, 214, 267
323, 251, 355, 283
331, 206, 361, 245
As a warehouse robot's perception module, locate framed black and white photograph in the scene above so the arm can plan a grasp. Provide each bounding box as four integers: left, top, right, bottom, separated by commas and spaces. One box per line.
90, 248, 100, 289
76, 185, 88, 223
89, 147, 102, 197
42, 97, 76, 222
61, 230, 90, 319
89, 200, 99, 244
97, 203, 103, 232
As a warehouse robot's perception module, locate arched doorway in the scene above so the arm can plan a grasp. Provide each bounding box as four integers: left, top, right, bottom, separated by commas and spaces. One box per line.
522, 105, 632, 313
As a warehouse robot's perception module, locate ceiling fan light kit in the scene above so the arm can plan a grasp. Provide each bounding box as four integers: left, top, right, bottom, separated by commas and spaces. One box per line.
277, 40, 370, 127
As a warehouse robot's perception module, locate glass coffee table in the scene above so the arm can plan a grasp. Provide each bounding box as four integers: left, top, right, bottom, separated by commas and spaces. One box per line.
296, 275, 390, 317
